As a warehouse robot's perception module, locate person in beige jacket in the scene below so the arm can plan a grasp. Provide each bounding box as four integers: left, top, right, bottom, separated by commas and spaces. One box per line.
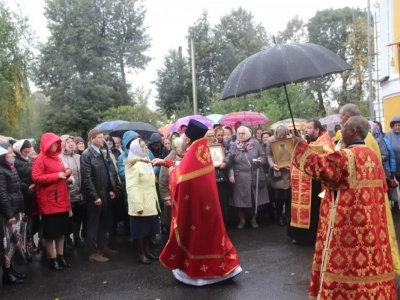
125, 139, 160, 265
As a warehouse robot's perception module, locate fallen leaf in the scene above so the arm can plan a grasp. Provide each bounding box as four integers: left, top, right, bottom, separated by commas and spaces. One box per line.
291, 273, 295, 275
103, 281, 107, 284
245, 271, 249, 274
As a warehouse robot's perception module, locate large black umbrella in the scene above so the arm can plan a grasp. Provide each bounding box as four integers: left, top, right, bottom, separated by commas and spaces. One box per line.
220, 43, 353, 129
110, 122, 158, 140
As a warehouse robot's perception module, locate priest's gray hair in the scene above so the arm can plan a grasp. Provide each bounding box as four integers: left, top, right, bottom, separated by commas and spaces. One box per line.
346, 116, 369, 139
173, 137, 184, 151
340, 104, 361, 117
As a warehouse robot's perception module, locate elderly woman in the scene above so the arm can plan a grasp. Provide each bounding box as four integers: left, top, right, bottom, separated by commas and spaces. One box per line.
385, 116, 400, 207
32, 133, 72, 270
159, 137, 185, 233
0, 141, 26, 284
260, 131, 275, 223
125, 139, 160, 265
225, 126, 269, 229
59, 135, 86, 248
266, 124, 291, 226
13, 140, 37, 256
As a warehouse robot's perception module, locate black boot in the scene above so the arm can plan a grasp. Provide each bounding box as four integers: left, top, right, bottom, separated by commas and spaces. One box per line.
56, 255, 71, 268
48, 258, 64, 271
9, 264, 26, 279
2, 267, 24, 284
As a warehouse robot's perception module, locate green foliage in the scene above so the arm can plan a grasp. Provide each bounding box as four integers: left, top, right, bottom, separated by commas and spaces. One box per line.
36, 0, 151, 137
0, 0, 33, 135
210, 85, 320, 124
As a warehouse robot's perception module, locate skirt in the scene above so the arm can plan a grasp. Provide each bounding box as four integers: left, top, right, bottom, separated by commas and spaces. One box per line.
41, 212, 69, 239
130, 215, 160, 239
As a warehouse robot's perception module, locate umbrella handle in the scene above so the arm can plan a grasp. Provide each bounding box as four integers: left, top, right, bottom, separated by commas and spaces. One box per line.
283, 84, 297, 132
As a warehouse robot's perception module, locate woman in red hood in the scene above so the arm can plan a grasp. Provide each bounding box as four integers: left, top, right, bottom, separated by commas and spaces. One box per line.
32, 133, 72, 271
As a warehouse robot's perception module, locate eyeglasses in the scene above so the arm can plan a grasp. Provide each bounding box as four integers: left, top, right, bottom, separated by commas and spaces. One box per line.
207, 135, 215, 138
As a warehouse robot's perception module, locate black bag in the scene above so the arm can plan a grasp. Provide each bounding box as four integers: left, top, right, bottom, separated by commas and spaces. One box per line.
268, 167, 282, 180
252, 167, 266, 188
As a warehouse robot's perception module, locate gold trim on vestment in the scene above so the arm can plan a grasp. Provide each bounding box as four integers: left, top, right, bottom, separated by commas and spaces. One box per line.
173, 225, 233, 259
177, 164, 215, 184
323, 271, 395, 285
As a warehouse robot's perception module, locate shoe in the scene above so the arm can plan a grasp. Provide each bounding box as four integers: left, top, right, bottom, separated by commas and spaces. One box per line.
138, 255, 151, 265
48, 258, 64, 271
89, 253, 109, 263
9, 264, 26, 279
237, 222, 245, 229
2, 267, 24, 284
250, 221, 259, 229
278, 217, 284, 226
98, 248, 119, 256
292, 239, 297, 244
146, 253, 159, 261
74, 238, 87, 248
56, 255, 71, 268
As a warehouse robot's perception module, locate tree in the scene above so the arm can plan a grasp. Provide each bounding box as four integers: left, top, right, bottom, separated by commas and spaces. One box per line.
36, 0, 151, 137
306, 8, 368, 113
154, 47, 192, 117
276, 15, 308, 44
107, 0, 151, 105
212, 7, 270, 94
0, 1, 33, 135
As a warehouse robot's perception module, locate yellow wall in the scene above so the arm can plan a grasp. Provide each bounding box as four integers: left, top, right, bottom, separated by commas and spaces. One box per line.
384, 95, 400, 132
394, 0, 400, 73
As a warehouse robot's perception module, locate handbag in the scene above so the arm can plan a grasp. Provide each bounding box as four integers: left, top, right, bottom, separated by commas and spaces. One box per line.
268, 167, 282, 180
244, 151, 266, 188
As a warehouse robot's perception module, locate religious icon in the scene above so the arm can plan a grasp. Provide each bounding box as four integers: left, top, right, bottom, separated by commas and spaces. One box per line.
271, 138, 294, 168
209, 144, 225, 167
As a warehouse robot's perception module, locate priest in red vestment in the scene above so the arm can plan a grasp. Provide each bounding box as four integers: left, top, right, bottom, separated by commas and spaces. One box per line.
289, 120, 334, 244
291, 116, 397, 300
159, 119, 242, 286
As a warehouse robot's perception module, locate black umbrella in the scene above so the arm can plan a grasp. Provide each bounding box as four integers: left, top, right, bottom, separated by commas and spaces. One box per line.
220, 43, 353, 130
110, 122, 158, 140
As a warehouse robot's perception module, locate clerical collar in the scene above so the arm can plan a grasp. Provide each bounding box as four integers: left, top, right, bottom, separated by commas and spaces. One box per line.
346, 139, 365, 148
91, 145, 100, 154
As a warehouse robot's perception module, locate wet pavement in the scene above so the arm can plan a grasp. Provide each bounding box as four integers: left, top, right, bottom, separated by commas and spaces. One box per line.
3, 214, 400, 300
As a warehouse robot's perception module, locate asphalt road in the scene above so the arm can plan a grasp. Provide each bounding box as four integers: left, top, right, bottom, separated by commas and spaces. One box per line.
3, 214, 400, 300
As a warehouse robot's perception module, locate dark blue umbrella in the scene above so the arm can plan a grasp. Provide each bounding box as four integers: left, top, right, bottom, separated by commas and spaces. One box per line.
110, 122, 158, 141
220, 43, 353, 129
96, 120, 128, 131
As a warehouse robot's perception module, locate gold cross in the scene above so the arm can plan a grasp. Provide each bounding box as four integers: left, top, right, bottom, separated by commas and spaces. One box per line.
205, 205, 210, 211
169, 254, 176, 260
230, 254, 236, 259
200, 264, 208, 272
191, 225, 196, 231
219, 262, 226, 270
185, 195, 190, 200
365, 157, 375, 173
184, 260, 189, 267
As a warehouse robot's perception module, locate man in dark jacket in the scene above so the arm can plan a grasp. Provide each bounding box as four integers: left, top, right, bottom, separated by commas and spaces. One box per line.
80, 129, 119, 263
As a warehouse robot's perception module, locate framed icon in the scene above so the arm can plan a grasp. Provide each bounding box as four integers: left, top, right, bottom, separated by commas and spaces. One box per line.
209, 144, 225, 167
271, 138, 294, 168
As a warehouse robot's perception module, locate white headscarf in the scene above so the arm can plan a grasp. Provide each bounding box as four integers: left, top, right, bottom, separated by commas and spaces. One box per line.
13, 139, 30, 160
237, 126, 252, 142
128, 139, 153, 175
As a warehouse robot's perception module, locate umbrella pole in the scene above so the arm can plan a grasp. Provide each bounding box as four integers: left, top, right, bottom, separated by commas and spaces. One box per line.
283, 84, 297, 132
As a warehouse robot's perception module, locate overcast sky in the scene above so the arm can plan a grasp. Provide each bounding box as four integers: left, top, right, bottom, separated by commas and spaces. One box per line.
9, 0, 370, 108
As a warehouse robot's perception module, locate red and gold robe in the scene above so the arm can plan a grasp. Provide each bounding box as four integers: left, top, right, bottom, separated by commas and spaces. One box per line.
292, 141, 397, 300
290, 131, 334, 229
160, 137, 240, 279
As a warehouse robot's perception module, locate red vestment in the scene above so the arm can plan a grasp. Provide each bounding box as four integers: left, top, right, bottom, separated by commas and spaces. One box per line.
160, 138, 240, 279
292, 141, 397, 300
290, 131, 334, 229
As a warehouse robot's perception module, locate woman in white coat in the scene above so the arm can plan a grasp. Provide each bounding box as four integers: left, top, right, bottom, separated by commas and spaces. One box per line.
125, 139, 160, 265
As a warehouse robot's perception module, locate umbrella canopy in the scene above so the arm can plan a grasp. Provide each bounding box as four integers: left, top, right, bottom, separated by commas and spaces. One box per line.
206, 114, 224, 124
219, 111, 270, 126
319, 114, 340, 131
110, 122, 158, 140
220, 43, 352, 129
158, 124, 173, 138
95, 120, 128, 131
169, 115, 214, 133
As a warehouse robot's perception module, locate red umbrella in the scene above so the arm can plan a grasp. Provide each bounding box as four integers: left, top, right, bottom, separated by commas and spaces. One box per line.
219, 111, 270, 126
158, 124, 173, 138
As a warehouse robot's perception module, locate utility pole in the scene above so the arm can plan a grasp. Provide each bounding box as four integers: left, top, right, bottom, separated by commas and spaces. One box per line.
190, 37, 198, 115
367, 0, 374, 120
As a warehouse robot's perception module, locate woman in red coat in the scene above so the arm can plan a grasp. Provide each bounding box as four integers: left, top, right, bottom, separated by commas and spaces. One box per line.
32, 133, 72, 271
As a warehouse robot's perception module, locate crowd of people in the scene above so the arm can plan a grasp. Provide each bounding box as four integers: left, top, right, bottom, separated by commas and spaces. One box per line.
0, 104, 400, 298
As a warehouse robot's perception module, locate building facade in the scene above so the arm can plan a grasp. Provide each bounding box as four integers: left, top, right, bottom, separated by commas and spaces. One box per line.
377, 0, 400, 131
